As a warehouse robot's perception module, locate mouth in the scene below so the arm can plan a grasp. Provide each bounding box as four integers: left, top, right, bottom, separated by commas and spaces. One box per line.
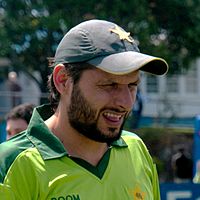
103, 111, 125, 125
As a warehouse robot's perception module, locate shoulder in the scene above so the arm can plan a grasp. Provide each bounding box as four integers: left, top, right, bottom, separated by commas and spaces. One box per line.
121, 130, 156, 169
121, 130, 143, 144
0, 132, 33, 183
121, 130, 150, 156
0, 132, 31, 156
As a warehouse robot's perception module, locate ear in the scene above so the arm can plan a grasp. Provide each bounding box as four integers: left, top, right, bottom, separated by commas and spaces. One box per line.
53, 64, 70, 94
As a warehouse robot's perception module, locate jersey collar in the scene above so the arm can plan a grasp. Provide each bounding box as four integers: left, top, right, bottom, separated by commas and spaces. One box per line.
27, 104, 128, 160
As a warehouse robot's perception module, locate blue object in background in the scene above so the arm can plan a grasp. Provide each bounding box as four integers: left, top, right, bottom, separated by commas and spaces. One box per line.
0, 121, 6, 143
193, 115, 200, 176
160, 183, 200, 200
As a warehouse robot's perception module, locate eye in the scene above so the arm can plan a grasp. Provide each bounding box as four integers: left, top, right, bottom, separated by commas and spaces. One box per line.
128, 83, 138, 91
109, 83, 118, 89
100, 82, 118, 89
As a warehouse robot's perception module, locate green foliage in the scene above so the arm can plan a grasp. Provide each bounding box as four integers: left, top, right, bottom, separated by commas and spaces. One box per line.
150, 0, 200, 72
0, 0, 200, 93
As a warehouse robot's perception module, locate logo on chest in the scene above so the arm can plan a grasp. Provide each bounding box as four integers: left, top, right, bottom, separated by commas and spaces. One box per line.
129, 185, 146, 200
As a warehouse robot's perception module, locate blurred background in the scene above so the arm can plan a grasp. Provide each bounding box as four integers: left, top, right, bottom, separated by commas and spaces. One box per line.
0, 0, 200, 198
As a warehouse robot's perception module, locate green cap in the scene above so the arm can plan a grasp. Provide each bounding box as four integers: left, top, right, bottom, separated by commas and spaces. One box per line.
54, 19, 168, 75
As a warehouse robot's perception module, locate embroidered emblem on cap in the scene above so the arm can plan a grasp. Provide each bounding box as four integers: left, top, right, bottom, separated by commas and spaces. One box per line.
110, 25, 134, 43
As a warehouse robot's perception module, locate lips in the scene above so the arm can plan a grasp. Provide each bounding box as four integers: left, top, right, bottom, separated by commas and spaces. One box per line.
103, 112, 123, 123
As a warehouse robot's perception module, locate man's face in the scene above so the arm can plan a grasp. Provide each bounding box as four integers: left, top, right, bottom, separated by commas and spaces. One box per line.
6, 118, 28, 139
68, 68, 140, 143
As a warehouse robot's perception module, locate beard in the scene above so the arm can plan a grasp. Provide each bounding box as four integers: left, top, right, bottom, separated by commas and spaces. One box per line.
68, 84, 126, 144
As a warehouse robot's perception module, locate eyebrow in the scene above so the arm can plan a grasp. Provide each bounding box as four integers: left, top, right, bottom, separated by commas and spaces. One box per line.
134, 78, 141, 84
97, 78, 141, 86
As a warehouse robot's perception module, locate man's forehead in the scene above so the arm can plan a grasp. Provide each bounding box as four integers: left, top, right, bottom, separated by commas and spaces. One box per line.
82, 68, 140, 82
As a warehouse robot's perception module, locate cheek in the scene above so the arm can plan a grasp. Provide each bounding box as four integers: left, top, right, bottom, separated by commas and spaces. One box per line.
93, 92, 111, 109
132, 92, 137, 103
128, 87, 138, 103
82, 86, 111, 107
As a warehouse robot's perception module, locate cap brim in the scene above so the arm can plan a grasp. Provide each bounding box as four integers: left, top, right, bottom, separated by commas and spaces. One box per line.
88, 51, 168, 75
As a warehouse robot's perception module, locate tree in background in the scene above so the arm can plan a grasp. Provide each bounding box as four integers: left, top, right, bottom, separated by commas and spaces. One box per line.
0, 0, 200, 101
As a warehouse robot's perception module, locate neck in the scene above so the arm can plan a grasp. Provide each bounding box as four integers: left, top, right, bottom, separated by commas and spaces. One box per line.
62, 136, 109, 166
45, 113, 109, 166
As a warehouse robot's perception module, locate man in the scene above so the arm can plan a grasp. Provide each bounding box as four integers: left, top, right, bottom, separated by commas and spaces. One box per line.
7, 71, 22, 107
171, 147, 193, 183
0, 19, 168, 199
5, 103, 35, 139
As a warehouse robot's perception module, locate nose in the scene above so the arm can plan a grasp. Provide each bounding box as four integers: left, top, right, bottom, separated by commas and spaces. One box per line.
113, 86, 136, 110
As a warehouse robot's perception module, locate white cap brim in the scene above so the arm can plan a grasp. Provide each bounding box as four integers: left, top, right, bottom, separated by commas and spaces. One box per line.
88, 51, 168, 75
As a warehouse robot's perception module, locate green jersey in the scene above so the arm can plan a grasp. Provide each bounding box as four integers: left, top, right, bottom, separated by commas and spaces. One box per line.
0, 105, 160, 200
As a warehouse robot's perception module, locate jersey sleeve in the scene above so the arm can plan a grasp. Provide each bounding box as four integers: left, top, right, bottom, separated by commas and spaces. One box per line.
137, 137, 161, 200
152, 163, 161, 200
138, 137, 161, 200
1, 148, 41, 200
0, 183, 15, 200
122, 131, 161, 200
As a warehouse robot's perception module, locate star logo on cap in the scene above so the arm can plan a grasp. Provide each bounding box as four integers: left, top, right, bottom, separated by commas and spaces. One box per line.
110, 25, 134, 43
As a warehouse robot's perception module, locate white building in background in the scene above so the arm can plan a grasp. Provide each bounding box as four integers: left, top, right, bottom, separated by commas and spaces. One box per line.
140, 58, 200, 119
18, 71, 41, 105
0, 71, 41, 116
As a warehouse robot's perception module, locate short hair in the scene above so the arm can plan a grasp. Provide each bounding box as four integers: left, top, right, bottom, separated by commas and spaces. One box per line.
47, 62, 94, 109
6, 103, 35, 124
